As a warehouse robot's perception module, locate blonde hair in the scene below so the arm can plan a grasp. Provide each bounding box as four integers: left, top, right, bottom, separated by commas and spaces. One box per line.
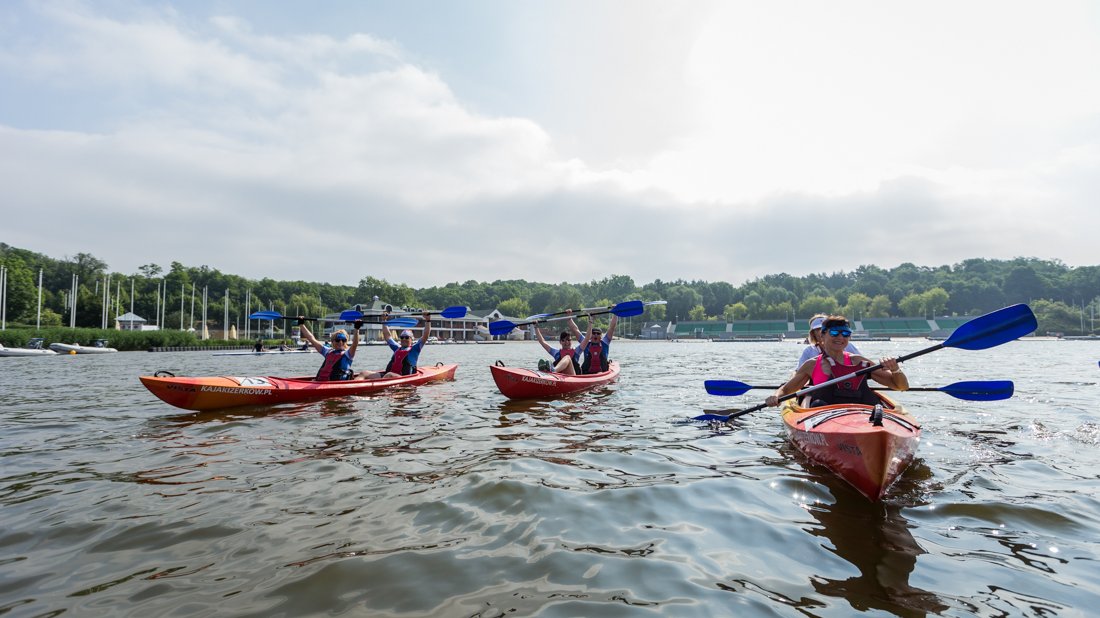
331, 328, 348, 340
807, 313, 828, 345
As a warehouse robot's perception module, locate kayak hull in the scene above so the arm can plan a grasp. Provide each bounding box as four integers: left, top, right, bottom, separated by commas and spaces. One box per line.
490, 361, 620, 399
781, 393, 921, 501
140, 364, 459, 411
49, 343, 118, 354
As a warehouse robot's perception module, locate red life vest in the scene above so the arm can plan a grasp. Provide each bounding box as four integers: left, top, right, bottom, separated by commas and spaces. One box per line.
811, 352, 875, 404
386, 347, 414, 375
316, 348, 352, 381
581, 339, 608, 374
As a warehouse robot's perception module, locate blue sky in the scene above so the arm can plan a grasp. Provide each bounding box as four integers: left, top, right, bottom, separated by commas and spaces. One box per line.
2, 1, 1098, 287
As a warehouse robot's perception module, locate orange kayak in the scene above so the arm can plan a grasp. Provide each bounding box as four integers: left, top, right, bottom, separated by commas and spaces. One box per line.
781, 392, 921, 501
140, 363, 458, 411
490, 361, 619, 399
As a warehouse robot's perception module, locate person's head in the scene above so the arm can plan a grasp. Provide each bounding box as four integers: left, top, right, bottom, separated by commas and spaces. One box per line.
592, 327, 603, 340
559, 331, 572, 348
807, 313, 827, 344
331, 329, 349, 347
819, 315, 852, 348
399, 329, 414, 345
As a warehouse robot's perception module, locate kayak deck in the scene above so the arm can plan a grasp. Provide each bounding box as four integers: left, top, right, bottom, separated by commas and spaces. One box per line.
781, 393, 921, 501
490, 361, 620, 399
140, 364, 458, 411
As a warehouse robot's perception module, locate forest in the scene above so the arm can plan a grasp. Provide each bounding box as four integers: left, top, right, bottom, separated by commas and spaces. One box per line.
2, 243, 1098, 338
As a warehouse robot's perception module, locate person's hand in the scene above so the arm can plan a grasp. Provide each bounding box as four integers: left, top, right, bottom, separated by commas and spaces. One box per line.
422, 311, 431, 321
354, 320, 363, 330
296, 316, 306, 325
765, 395, 780, 407
881, 357, 899, 371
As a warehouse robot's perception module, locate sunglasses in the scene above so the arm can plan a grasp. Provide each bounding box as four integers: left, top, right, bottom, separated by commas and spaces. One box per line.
399, 335, 412, 339
826, 328, 852, 337
332, 336, 347, 342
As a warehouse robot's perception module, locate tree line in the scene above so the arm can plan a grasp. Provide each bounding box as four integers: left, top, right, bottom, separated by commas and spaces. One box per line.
2, 243, 1097, 336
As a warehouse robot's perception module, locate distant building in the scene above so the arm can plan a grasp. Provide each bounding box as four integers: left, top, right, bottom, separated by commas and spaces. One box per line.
115, 312, 147, 331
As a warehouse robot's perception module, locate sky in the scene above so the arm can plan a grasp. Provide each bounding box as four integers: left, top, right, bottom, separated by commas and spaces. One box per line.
1, 0, 1098, 288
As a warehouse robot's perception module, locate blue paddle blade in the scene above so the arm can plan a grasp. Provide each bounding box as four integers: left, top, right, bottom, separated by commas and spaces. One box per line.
489, 320, 517, 336
611, 300, 645, 317
945, 304, 1037, 351
704, 380, 754, 396
939, 380, 1014, 401
693, 413, 733, 423
339, 310, 364, 321
439, 306, 467, 319
386, 318, 418, 328
249, 311, 282, 320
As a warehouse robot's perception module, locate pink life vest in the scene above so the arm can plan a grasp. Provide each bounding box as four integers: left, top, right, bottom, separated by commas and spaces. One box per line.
811, 351, 868, 398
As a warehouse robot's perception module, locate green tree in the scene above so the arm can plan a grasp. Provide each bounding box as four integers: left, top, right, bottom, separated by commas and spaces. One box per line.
922, 287, 950, 317
497, 297, 530, 318
798, 294, 839, 317
1031, 299, 1082, 335
1, 257, 35, 321
897, 293, 924, 317
841, 292, 872, 321
688, 305, 708, 320
724, 303, 748, 321
868, 294, 892, 317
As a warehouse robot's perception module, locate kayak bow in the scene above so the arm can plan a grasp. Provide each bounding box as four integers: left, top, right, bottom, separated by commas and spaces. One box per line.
490, 361, 620, 399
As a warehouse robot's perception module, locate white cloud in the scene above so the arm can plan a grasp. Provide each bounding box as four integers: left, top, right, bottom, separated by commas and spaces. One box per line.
0, 2, 1097, 288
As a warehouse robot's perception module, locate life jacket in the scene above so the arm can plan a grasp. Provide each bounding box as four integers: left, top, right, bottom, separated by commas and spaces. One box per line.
810, 352, 876, 405
316, 348, 353, 381
555, 347, 581, 374
580, 339, 609, 374
385, 347, 415, 376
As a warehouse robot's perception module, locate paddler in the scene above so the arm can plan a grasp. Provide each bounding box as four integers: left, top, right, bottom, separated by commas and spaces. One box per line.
533, 310, 582, 374
577, 313, 618, 374
360, 311, 432, 379
766, 315, 908, 408
797, 314, 860, 368
298, 318, 361, 381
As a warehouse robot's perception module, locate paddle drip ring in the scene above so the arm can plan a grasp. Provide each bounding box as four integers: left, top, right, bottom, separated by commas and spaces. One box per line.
153, 370, 176, 377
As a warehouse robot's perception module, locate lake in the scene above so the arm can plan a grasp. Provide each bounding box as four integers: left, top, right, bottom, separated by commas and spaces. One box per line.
1, 338, 1098, 616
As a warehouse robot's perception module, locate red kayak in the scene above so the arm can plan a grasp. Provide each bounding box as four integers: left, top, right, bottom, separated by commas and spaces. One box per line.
140, 364, 458, 411
782, 392, 921, 501
490, 361, 620, 399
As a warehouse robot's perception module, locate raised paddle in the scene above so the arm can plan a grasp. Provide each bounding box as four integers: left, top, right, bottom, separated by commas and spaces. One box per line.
248, 311, 417, 328
704, 379, 1015, 401
694, 303, 1037, 423
489, 300, 666, 336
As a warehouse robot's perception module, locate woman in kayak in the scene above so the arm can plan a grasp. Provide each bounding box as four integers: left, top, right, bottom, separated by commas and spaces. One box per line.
767, 315, 907, 407
360, 311, 432, 379
797, 314, 860, 368
298, 319, 362, 381
533, 313, 582, 374
577, 313, 618, 374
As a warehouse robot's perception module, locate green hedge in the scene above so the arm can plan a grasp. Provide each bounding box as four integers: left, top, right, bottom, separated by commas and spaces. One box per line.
0, 328, 219, 351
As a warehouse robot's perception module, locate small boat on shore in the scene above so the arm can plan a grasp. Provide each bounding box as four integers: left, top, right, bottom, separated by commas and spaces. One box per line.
49, 339, 118, 354
140, 363, 459, 411
781, 392, 920, 501
490, 361, 620, 399
0, 338, 58, 357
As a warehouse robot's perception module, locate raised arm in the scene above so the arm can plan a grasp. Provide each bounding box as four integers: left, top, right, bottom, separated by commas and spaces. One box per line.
381, 310, 393, 341
297, 318, 326, 354
533, 326, 554, 354
349, 320, 362, 358
418, 311, 432, 344
606, 314, 618, 342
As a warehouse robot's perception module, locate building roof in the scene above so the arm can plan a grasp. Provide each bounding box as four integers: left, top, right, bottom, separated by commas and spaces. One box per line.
116, 312, 146, 322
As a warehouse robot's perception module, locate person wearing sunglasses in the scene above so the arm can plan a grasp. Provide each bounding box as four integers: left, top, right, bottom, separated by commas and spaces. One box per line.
797, 314, 860, 368
360, 310, 433, 379
298, 318, 361, 381
766, 315, 907, 408
577, 312, 618, 374
532, 310, 583, 374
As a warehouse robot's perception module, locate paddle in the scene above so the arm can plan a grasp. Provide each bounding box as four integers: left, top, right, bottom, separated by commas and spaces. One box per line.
344, 305, 468, 320
489, 300, 666, 336
248, 311, 417, 328
694, 303, 1036, 423
704, 379, 1015, 401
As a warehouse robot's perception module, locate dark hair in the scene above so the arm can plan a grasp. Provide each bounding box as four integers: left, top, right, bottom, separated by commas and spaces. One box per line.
559, 332, 571, 341
821, 315, 850, 329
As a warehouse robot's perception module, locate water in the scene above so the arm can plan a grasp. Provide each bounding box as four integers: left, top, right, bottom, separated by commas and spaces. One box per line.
1, 340, 1098, 617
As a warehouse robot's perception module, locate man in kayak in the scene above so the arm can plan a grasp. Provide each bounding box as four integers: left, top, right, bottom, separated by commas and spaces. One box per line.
533, 311, 583, 374
298, 319, 362, 381
253, 338, 265, 353
360, 311, 432, 379
797, 314, 860, 368
577, 313, 618, 374
766, 315, 907, 408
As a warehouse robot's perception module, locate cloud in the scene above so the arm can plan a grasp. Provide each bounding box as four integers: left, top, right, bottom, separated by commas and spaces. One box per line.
0, 2, 1097, 289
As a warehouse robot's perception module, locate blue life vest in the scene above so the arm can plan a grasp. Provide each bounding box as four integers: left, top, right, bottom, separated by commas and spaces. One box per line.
581, 339, 609, 374
316, 348, 353, 381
